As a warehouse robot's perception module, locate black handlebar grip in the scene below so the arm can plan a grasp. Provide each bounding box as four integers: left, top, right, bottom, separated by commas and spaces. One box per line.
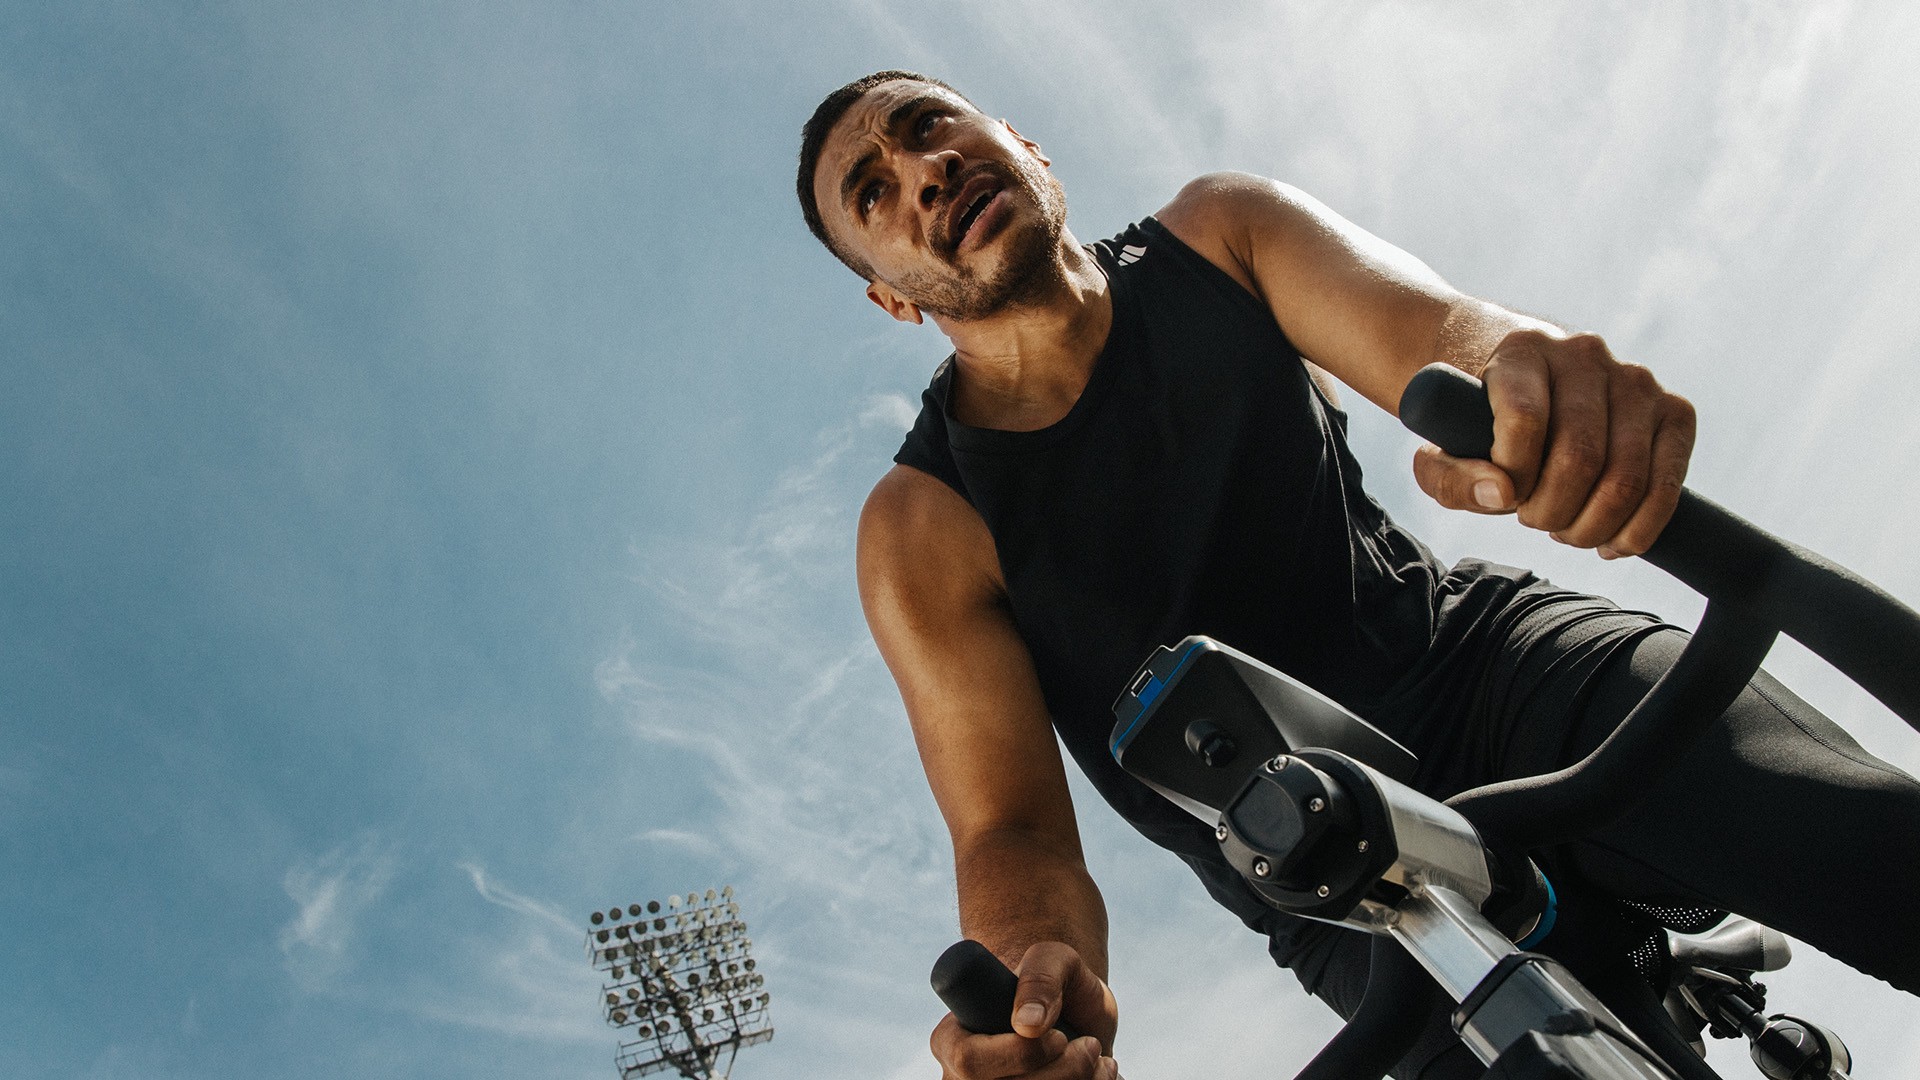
930, 940, 1082, 1041
1398, 363, 1496, 460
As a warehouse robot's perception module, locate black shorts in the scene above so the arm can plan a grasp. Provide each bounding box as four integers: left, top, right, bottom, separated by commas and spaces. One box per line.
1273, 601, 1920, 1078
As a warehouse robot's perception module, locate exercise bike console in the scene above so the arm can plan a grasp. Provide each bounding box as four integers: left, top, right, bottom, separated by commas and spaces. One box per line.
1110, 635, 1418, 821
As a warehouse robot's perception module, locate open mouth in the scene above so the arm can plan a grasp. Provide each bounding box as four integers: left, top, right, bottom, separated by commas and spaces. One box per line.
944, 173, 1005, 254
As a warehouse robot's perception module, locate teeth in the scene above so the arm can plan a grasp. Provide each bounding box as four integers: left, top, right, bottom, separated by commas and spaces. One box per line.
958, 192, 991, 240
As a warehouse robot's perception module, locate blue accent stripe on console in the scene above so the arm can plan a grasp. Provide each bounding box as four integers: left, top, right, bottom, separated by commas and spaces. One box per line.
1110, 639, 1210, 758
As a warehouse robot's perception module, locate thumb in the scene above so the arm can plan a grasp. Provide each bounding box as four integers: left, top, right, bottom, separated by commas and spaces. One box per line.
1413, 443, 1514, 514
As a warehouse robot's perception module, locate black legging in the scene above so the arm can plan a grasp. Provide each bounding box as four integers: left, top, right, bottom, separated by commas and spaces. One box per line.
1290, 626, 1920, 1079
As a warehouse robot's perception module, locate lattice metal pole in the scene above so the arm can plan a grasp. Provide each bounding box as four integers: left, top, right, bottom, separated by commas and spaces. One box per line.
586, 886, 773, 1080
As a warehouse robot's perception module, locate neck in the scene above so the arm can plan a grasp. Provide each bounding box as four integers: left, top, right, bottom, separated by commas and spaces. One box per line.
933, 230, 1112, 431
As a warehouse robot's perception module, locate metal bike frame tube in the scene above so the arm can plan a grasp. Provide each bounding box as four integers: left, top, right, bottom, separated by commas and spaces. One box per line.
1387, 884, 1518, 1007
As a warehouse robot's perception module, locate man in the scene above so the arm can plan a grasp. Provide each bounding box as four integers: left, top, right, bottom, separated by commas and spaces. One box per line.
796, 71, 1920, 1079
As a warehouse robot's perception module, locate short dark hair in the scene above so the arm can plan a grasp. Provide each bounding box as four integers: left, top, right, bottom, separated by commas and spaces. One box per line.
796, 70, 972, 278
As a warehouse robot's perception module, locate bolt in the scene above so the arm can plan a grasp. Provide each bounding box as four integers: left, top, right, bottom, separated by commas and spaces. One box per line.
1307, 797, 1326, 813
1356, 840, 1369, 853
1317, 885, 1331, 898
1252, 858, 1272, 878
1264, 754, 1290, 773
1214, 822, 1229, 842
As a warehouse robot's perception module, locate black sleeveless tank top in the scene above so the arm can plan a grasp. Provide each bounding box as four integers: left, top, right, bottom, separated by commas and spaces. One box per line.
893, 218, 1574, 940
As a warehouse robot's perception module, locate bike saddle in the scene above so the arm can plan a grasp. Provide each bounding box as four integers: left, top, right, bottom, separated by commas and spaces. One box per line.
1668, 918, 1792, 976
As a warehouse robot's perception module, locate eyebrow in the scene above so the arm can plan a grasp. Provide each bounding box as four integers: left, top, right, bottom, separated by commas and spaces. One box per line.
838, 92, 947, 214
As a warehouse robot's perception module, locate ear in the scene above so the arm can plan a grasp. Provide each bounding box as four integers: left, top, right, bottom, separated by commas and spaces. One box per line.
1002, 121, 1050, 167
866, 280, 924, 325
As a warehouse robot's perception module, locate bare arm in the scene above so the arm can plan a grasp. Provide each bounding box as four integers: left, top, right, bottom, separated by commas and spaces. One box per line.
859, 464, 1118, 1079
1156, 172, 1695, 558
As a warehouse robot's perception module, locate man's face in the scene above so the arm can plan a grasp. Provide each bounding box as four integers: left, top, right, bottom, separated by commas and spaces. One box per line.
811, 80, 1068, 323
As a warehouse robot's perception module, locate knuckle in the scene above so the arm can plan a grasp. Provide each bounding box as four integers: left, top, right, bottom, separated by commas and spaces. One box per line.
1592, 471, 1648, 516
1552, 437, 1607, 480
1497, 396, 1550, 428
956, 1035, 1024, 1076
1648, 470, 1686, 502
1516, 502, 1569, 533
1615, 361, 1656, 394
1500, 327, 1552, 350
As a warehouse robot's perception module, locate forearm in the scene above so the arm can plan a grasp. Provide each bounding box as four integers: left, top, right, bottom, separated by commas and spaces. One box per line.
1430, 297, 1561, 381
955, 826, 1110, 980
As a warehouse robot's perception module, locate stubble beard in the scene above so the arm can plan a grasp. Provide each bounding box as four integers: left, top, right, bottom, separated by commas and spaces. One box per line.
888, 155, 1069, 323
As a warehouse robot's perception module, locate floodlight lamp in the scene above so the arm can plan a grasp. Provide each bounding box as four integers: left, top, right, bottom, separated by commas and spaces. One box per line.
744, 958, 756, 971
606, 993, 620, 1006
628, 903, 642, 917
705, 888, 717, 901
608, 907, 623, 922
722, 885, 733, 898
612, 1008, 627, 1023
668, 895, 680, 910
648, 899, 661, 914
591, 911, 605, 925
686, 892, 698, 905
638, 1024, 652, 1038
597, 929, 610, 943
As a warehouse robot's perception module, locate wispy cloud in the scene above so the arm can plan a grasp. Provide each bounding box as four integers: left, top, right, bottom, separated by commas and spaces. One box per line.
460, 860, 579, 935
596, 396, 971, 1074
278, 834, 398, 990
405, 925, 606, 1045
634, 827, 722, 855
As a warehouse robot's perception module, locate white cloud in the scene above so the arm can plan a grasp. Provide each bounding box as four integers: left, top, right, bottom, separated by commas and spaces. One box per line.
407, 926, 607, 1045
278, 834, 398, 990
635, 828, 722, 856
860, 391, 919, 434
461, 860, 579, 935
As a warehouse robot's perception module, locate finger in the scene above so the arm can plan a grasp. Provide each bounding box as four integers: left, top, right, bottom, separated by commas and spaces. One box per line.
1482, 339, 1552, 502
1011, 941, 1091, 1038
1551, 367, 1659, 548
1013, 943, 1120, 1052
1600, 398, 1694, 559
1010, 943, 1070, 1037
1411, 443, 1515, 514
934, 1013, 1069, 1079
1519, 348, 1609, 533
1024, 1036, 1107, 1080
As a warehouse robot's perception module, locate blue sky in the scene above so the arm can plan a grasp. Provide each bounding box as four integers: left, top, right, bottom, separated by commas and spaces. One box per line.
4, 2, 1918, 1078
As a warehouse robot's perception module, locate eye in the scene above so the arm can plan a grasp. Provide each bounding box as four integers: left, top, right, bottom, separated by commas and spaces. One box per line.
858, 181, 884, 216
913, 110, 944, 140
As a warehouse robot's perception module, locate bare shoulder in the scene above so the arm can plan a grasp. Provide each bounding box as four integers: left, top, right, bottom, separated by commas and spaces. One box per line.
1152, 172, 1331, 303
857, 464, 1002, 623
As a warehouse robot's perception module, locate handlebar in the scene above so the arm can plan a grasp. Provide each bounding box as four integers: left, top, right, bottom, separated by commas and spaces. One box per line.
1401, 363, 1920, 734
1403, 364, 1920, 849
929, 939, 1085, 1043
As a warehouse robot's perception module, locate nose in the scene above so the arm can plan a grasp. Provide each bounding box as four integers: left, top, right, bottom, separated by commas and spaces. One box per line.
915, 149, 962, 210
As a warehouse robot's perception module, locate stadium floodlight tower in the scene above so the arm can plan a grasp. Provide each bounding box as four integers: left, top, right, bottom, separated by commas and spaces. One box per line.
586, 886, 773, 1080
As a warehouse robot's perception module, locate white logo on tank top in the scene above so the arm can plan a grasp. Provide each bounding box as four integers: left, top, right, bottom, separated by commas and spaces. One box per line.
1117, 243, 1148, 265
